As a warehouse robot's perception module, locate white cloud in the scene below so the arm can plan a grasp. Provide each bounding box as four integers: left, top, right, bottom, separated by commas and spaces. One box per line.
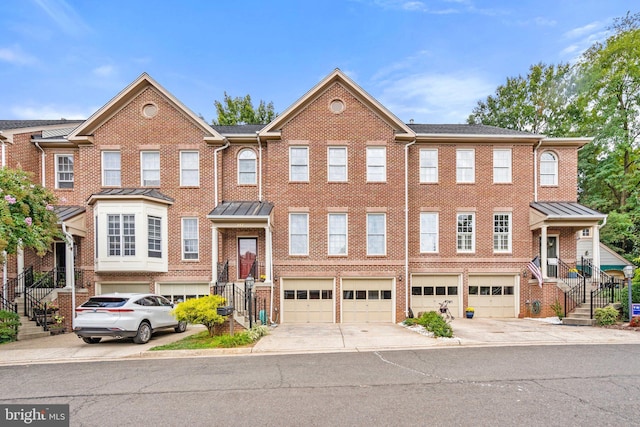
564, 22, 602, 39
33, 0, 91, 36
10, 104, 93, 120
559, 21, 611, 62
0, 46, 37, 65
93, 65, 116, 77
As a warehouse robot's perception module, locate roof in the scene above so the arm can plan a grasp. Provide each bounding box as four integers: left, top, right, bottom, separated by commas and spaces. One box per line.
208, 201, 274, 217
212, 124, 264, 135
530, 202, 606, 220
87, 188, 175, 205
0, 120, 84, 131
408, 124, 536, 136
54, 205, 86, 222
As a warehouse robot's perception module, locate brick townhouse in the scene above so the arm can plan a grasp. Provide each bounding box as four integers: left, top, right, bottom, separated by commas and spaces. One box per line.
0, 69, 606, 328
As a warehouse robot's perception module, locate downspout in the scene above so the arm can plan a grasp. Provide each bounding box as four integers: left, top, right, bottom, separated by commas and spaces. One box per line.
61, 223, 76, 330
213, 139, 230, 207
268, 216, 274, 324
1, 135, 5, 300
533, 139, 543, 202
256, 133, 263, 202
35, 142, 46, 187
404, 138, 416, 317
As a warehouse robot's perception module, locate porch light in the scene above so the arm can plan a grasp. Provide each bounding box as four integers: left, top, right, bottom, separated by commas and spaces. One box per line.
623, 265, 634, 279
623, 265, 635, 322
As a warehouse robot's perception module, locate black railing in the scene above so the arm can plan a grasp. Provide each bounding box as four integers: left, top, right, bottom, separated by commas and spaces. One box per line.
1, 294, 17, 313
213, 283, 267, 329
4, 266, 34, 301
24, 267, 84, 329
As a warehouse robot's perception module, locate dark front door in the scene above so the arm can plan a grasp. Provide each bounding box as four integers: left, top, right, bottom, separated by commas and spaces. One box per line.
547, 236, 558, 278
55, 242, 66, 286
238, 238, 257, 280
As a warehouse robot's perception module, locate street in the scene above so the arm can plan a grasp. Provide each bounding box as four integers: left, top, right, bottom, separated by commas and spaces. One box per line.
1, 344, 640, 426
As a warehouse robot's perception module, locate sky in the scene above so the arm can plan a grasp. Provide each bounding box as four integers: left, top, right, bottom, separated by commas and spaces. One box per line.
0, 0, 636, 124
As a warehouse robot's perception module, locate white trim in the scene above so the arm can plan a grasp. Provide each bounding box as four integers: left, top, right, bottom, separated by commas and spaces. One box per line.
366, 212, 387, 256
456, 212, 475, 253
181, 217, 199, 261
327, 146, 348, 182
289, 212, 309, 256
180, 151, 200, 187
456, 149, 475, 183
328, 213, 348, 256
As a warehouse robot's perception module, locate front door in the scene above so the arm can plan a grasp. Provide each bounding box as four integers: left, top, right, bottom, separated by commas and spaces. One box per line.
547, 236, 558, 278
238, 238, 257, 280
55, 241, 66, 286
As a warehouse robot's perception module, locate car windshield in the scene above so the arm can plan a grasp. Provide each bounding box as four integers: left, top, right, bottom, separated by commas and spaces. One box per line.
82, 297, 129, 308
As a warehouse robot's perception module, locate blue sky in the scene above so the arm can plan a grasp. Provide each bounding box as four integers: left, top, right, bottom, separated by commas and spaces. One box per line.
0, 0, 635, 124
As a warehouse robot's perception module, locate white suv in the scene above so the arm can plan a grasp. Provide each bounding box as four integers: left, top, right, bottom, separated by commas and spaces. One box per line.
74, 293, 187, 344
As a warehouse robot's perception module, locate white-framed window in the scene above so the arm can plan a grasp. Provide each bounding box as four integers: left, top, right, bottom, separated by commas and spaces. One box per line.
141, 151, 160, 186
328, 213, 347, 255
238, 149, 257, 185
540, 152, 558, 186
55, 154, 74, 189
182, 217, 199, 260
148, 215, 162, 258
456, 149, 475, 183
582, 228, 591, 237
420, 149, 438, 183
289, 147, 309, 182
493, 213, 511, 253
328, 147, 347, 182
108, 214, 135, 256
102, 151, 121, 186
289, 213, 309, 255
367, 213, 386, 255
493, 149, 512, 183
456, 213, 475, 252
367, 147, 386, 182
420, 212, 438, 253
180, 151, 199, 186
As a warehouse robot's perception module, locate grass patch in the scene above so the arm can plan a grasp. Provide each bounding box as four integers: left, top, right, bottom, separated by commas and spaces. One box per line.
150, 325, 268, 351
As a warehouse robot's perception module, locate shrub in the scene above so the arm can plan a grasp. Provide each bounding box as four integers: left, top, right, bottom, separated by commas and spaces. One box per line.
550, 299, 564, 319
594, 306, 619, 326
629, 316, 640, 327
403, 317, 418, 326
416, 311, 453, 338
247, 325, 269, 341
171, 295, 227, 337
0, 310, 21, 343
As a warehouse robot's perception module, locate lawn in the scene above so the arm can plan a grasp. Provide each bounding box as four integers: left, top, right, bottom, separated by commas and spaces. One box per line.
150, 325, 268, 351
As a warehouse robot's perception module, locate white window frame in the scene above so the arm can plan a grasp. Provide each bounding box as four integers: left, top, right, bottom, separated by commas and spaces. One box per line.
493, 213, 512, 253
289, 146, 309, 182
148, 215, 162, 258
141, 151, 160, 187
238, 149, 257, 185
367, 213, 386, 256
108, 214, 136, 256
493, 148, 512, 183
419, 149, 438, 183
55, 154, 74, 189
289, 213, 309, 256
180, 151, 200, 187
456, 213, 475, 253
328, 213, 348, 255
328, 147, 348, 182
420, 212, 438, 253
102, 151, 121, 187
456, 149, 475, 183
181, 217, 199, 260
540, 152, 558, 186
366, 147, 386, 182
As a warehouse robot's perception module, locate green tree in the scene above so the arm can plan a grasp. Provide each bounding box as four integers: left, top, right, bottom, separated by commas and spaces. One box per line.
171, 295, 227, 337
212, 92, 277, 125
0, 167, 61, 261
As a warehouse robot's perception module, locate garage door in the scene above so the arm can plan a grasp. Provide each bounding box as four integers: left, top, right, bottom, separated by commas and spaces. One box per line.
158, 283, 210, 303
341, 278, 393, 323
99, 283, 150, 294
411, 275, 460, 317
468, 275, 517, 318
282, 279, 334, 323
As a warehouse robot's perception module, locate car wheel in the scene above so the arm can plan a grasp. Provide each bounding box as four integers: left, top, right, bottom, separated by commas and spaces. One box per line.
175, 321, 187, 333
133, 321, 152, 344
82, 337, 102, 344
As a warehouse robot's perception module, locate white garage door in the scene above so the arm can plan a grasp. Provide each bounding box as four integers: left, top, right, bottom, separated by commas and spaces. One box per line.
158, 283, 210, 303
468, 275, 517, 318
411, 275, 460, 317
341, 278, 393, 323
99, 283, 150, 294
282, 279, 334, 323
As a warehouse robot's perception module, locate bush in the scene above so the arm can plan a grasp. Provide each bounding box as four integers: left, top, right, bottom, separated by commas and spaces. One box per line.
594, 306, 619, 326
629, 316, 640, 327
0, 310, 21, 343
550, 299, 564, 319
247, 325, 269, 341
416, 311, 453, 338
171, 295, 227, 337
403, 317, 418, 326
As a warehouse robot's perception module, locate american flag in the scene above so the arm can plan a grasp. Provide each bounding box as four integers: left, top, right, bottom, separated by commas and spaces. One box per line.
528, 256, 543, 288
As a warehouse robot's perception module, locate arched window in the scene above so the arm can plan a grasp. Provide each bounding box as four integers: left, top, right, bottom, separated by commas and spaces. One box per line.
238, 149, 257, 185
540, 152, 558, 186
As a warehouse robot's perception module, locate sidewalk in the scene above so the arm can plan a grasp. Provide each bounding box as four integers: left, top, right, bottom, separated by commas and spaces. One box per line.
1, 318, 640, 366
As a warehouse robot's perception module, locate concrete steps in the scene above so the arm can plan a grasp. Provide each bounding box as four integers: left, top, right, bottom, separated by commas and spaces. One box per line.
563, 302, 595, 326
12, 296, 51, 341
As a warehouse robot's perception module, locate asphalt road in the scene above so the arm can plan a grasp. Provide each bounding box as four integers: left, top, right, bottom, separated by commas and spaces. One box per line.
1, 344, 639, 426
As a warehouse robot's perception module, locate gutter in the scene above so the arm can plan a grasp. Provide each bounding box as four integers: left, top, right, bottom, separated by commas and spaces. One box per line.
533, 139, 543, 202
213, 139, 230, 206
404, 138, 416, 317
34, 142, 46, 187
61, 223, 76, 330
256, 132, 263, 201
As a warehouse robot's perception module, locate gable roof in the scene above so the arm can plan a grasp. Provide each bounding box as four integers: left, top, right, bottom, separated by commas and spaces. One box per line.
67, 73, 225, 144
87, 188, 175, 205
259, 68, 415, 141
0, 120, 84, 131
531, 202, 606, 220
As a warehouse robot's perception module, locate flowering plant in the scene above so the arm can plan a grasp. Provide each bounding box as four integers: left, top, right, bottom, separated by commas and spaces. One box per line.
36, 301, 59, 312
53, 314, 65, 325
465, 307, 475, 313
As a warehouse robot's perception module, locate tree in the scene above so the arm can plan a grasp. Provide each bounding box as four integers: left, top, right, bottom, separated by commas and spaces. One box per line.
171, 295, 227, 337
212, 92, 277, 125
0, 167, 61, 261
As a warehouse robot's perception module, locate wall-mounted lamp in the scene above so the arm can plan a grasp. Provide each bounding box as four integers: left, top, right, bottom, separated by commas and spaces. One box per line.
522, 269, 528, 278
398, 275, 403, 282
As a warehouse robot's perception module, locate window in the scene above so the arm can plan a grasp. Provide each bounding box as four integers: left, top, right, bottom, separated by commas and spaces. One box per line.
55, 154, 74, 189
420, 212, 438, 253
328, 147, 347, 182
419, 149, 438, 183
328, 213, 347, 255
457, 213, 475, 252
290, 147, 309, 181
148, 216, 162, 258
182, 218, 199, 260
582, 228, 591, 237
102, 151, 121, 186
180, 151, 199, 186
367, 147, 386, 182
456, 149, 475, 183
141, 151, 160, 186
493, 149, 512, 183
540, 152, 558, 186
493, 213, 511, 252
108, 214, 135, 256
289, 213, 308, 255
238, 149, 257, 185
367, 213, 386, 255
